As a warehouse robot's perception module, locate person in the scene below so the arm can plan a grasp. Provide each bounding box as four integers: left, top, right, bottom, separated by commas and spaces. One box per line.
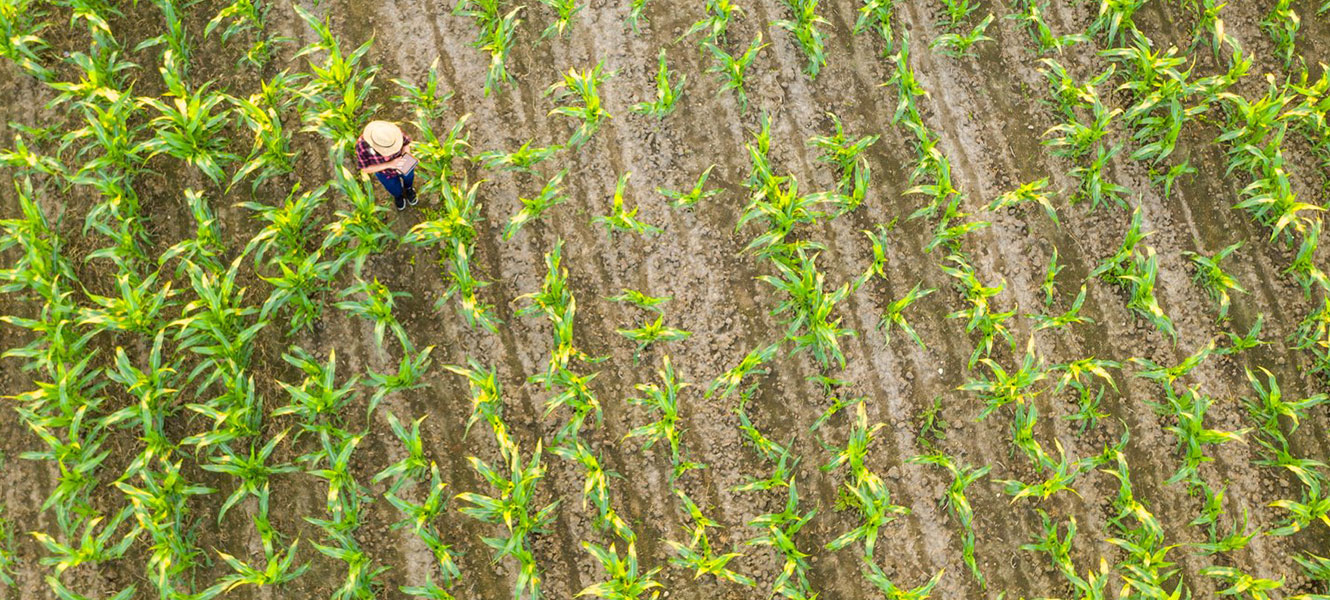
356, 120, 417, 211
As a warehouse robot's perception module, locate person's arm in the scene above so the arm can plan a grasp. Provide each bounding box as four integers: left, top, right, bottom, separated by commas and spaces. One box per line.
359, 162, 399, 176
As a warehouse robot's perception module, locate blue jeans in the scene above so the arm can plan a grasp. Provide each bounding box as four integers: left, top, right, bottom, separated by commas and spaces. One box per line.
375, 170, 415, 200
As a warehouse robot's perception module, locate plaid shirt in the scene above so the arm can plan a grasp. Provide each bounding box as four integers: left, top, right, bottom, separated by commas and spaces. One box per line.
355, 134, 412, 178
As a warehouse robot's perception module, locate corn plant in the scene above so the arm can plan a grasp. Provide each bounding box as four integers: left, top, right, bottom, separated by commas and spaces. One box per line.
214, 532, 309, 592
335, 278, 412, 355
863, 562, 943, 600
116, 457, 217, 598
0, 504, 13, 587
941, 255, 1015, 368
608, 288, 671, 312
503, 169, 569, 241
135, 0, 192, 80
746, 480, 818, 600
1006, 1, 1086, 55
1092, 0, 1145, 45
774, 0, 828, 78
938, 0, 978, 28
272, 347, 358, 436
392, 57, 453, 121
930, 14, 993, 58
479, 140, 562, 173
617, 313, 691, 360
138, 68, 236, 185
631, 49, 686, 119
681, 0, 744, 46
1261, 0, 1299, 66
230, 73, 302, 192
667, 488, 754, 586
986, 177, 1058, 227
206, 0, 291, 69
822, 403, 909, 558
910, 453, 989, 587
452, 0, 523, 95
294, 4, 380, 156
201, 430, 299, 524
706, 34, 766, 113
759, 250, 855, 369
808, 112, 877, 198
1201, 566, 1283, 599
1050, 353, 1119, 432
373, 411, 432, 492
706, 342, 780, 400
878, 283, 934, 350
0, 0, 53, 81
456, 439, 559, 600
547, 60, 613, 148
30, 505, 138, 576
627, 356, 705, 479
626, 0, 648, 33
1030, 284, 1092, 332
1184, 242, 1245, 321
595, 172, 662, 238
579, 542, 664, 599
540, 0, 582, 39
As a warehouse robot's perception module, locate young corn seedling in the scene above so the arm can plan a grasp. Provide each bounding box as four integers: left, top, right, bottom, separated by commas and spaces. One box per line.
478, 140, 562, 174
373, 411, 432, 492
608, 288, 671, 313
230, 73, 302, 192
363, 345, 436, 413
631, 49, 686, 119
627, 356, 704, 479
553, 438, 635, 542
294, 5, 380, 156
138, 68, 236, 185
547, 60, 613, 148
746, 480, 818, 600
878, 283, 935, 350
0, 0, 53, 82
272, 347, 359, 436
854, 225, 890, 290
681, 0, 744, 46
206, 0, 292, 69
200, 430, 299, 524
392, 57, 453, 121
938, 0, 978, 28
1201, 566, 1283, 599
759, 250, 855, 369
594, 173, 662, 238
706, 34, 767, 113
1261, 0, 1299, 66
1006, 1, 1086, 55
1184, 242, 1245, 321
659, 165, 723, 210
667, 488, 754, 587
136, 0, 193, 80
335, 278, 412, 355
705, 342, 780, 400
30, 505, 139, 576
862, 562, 943, 600
617, 314, 691, 360
774, 0, 828, 78
942, 255, 1015, 368
579, 542, 664, 599
930, 14, 993, 59
908, 453, 990, 588
1029, 284, 1092, 332
986, 177, 1059, 227
822, 403, 910, 558
808, 112, 878, 198
916, 396, 949, 450
505, 169, 569, 241
387, 465, 462, 586
626, 0, 648, 34
962, 337, 1046, 420
0, 504, 13, 587
540, 0, 582, 39
1091, 0, 1146, 45
1040, 247, 1063, 307
454, 0, 523, 95
457, 439, 560, 600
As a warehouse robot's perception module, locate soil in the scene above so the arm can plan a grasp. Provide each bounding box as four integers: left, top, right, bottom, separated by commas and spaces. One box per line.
2, 0, 1330, 599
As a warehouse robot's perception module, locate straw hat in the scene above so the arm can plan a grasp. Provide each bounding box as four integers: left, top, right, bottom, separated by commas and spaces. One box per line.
362, 120, 404, 156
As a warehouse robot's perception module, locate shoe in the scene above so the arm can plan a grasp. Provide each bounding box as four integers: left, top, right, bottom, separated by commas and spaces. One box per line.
394, 195, 407, 211
405, 187, 418, 206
